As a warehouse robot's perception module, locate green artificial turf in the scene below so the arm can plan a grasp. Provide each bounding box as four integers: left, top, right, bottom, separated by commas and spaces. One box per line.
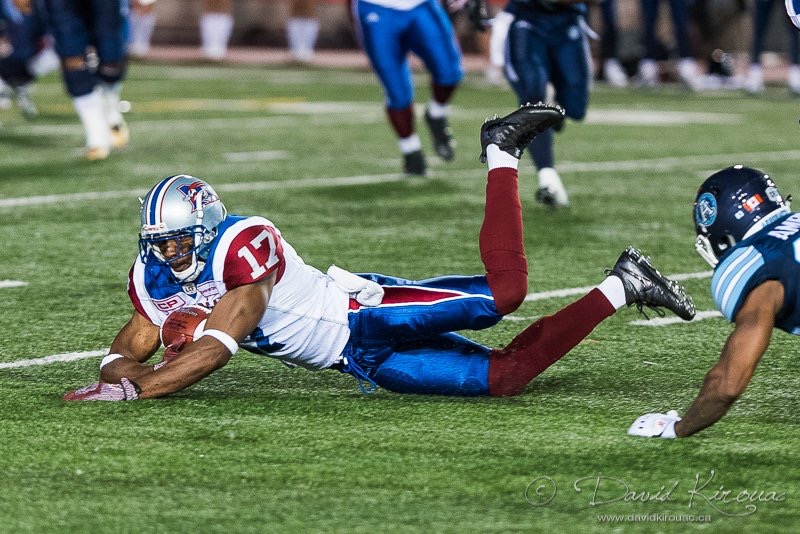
0, 62, 798, 533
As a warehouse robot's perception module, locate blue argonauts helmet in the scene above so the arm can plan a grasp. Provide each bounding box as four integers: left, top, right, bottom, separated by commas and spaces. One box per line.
694, 165, 790, 266
138, 174, 227, 282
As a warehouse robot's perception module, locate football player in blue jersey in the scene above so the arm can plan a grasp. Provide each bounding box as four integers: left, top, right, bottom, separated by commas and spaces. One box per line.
629, 165, 797, 438
0, 0, 59, 119
63, 104, 695, 401
38, 0, 130, 160
502, 0, 592, 208
352, 0, 470, 177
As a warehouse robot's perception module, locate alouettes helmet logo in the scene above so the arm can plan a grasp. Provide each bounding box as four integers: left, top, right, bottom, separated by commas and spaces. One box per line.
178, 181, 219, 212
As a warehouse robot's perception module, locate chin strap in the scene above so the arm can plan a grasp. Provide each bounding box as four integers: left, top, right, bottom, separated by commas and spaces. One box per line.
172, 259, 205, 282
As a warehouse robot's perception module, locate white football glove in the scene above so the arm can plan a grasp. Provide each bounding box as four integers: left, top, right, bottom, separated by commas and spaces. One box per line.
327, 265, 384, 307
63, 378, 140, 401
627, 410, 681, 438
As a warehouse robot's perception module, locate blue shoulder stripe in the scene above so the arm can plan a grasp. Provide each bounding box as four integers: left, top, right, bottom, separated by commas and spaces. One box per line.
711, 246, 765, 321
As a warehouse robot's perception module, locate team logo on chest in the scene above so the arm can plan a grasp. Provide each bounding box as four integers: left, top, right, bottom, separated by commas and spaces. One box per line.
153, 294, 189, 311
178, 181, 219, 213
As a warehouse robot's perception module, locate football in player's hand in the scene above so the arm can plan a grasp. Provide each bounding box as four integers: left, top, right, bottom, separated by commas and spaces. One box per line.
160, 305, 211, 357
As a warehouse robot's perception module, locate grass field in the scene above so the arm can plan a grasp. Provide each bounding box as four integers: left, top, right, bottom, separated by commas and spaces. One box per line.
1, 61, 799, 533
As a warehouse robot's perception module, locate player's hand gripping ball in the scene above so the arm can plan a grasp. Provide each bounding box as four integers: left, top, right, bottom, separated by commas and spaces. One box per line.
159, 305, 211, 361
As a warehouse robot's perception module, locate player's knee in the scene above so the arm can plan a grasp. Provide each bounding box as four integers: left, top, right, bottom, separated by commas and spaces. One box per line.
98, 60, 126, 83
488, 270, 528, 316
561, 97, 588, 121
434, 68, 463, 88
373, 355, 489, 396
387, 94, 413, 111
0, 60, 33, 87
62, 58, 95, 97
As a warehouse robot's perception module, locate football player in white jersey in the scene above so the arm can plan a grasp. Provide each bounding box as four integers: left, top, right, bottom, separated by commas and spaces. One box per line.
64, 104, 694, 401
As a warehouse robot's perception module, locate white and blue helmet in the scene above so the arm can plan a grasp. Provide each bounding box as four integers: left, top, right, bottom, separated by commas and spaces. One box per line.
139, 175, 227, 281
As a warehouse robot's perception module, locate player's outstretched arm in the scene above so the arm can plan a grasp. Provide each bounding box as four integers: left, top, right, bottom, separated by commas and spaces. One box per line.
674, 281, 782, 437
629, 281, 782, 438
99, 311, 162, 383
133, 273, 275, 399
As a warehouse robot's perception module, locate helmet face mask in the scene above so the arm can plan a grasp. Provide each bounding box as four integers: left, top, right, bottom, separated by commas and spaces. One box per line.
694, 165, 790, 267
138, 175, 227, 282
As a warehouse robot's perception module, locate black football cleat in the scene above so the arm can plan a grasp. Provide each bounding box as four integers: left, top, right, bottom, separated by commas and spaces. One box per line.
479, 102, 565, 163
424, 109, 455, 161
403, 150, 427, 176
607, 246, 696, 320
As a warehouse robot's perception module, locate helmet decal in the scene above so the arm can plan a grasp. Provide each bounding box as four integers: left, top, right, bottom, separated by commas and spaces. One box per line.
695, 192, 717, 226
138, 175, 228, 282
693, 165, 790, 266
177, 180, 220, 213
743, 194, 763, 213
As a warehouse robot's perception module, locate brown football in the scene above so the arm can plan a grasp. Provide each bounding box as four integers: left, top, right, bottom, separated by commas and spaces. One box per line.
159, 304, 211, 352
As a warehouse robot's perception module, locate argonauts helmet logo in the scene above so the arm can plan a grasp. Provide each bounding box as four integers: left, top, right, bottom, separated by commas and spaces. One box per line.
695, 192, 717, 226
178, 181, 219, 212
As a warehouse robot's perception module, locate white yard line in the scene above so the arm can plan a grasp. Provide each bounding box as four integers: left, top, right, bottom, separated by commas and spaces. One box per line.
1, 274, 717, 369
0, 350, 107, 369
6, 148, 800, 209
0, 173, 411, 208
629, 310, 723, 326
525, 270, 711, 302
224, 150, 291, 162
0, 280, 27, 289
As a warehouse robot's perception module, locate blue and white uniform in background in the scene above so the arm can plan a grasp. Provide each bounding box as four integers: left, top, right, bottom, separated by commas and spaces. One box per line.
38, 0, 128, 97
0, 0, 49, 87
351, 0, 463, 110
129, 215, 502, 395
504, 0, 590, 123
711, 212, 800, 332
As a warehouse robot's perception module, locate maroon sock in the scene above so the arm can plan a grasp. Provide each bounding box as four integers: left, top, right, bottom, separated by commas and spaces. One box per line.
488, 289, 616, 396
431, 83, 457, 104
386, 106, 415, 139
480, 168, 528, 315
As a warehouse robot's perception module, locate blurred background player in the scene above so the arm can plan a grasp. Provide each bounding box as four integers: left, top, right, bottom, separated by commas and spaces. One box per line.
200, 0, 234, 60
128, 0, 157, 58
286, 0, 319, 63
40, 0, 129, 160
351, 0, 465, 176
0, 0, 59, 119
744, 0, 800, 95
485, 4, 513, 85
596, 0, 628, 87
636, 0, 700, 89
503, 0, 591, 208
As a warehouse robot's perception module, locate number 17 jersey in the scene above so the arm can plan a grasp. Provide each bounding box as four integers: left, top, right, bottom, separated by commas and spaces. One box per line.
128, 215, 351, 369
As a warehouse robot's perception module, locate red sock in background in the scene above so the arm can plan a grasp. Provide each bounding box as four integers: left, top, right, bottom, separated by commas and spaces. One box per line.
431, 83, 457, 105
480, 168, 528, 315
386, 106, 414, 138
488, 288, 616, 396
